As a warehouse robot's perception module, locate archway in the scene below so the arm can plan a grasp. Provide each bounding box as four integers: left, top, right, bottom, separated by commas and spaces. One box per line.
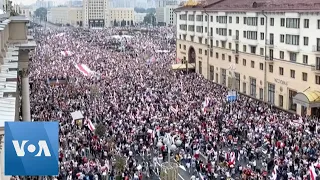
188, 46, 196, 64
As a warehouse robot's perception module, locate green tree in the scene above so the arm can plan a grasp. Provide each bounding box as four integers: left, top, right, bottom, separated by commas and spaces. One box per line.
114, 155, 126, 177
35, 7, 47, 21
94, 123, 106, 137
146, 8, 156, 14
143, 13, 156, 25
134, 7, 146, 13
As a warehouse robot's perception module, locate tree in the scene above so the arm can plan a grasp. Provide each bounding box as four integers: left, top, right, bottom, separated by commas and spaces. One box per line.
134, 7, 145, 13
146, 8, 156, 14
114, 155, 126, 178
113, 19, 117, 27
143, 13, 156, 25
94, 124, 106, 137
35, 7, 47, 21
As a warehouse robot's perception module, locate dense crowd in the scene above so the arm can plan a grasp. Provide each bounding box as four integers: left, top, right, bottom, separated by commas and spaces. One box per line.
13, 26, 320, 180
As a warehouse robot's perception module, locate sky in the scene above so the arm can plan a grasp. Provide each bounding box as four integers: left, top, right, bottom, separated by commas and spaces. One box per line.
12, 0, 36, 5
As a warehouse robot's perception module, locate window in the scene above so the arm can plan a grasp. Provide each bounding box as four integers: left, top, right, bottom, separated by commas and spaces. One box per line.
268, 83, 275, 104
243, 17, 247, 24
259, 63, 263, 70
243, 45, 247, 52
270, 18, 274, 26
222, 54, 225, 60
235, 72, 240, 91
302, 72, 308, 81
190, 35, 194, 41
229, 16, 232, 23
217, 28, 227, 36
251, 60, 255, 68
316, 75, 320, 85
279, 95, 283, 107
260, 32, 264, 40
243, 82, 247, 94
198, 37, 202, 43
259, 88, 263, 100
228, 43, 232, 49
269, 65, 273, 73
250, 46, 256, 54
317, 57, 320, 70
243, 59, 246, 66
289, 52, 297, 62
216, 53, 219, 58
236, 17, 239, 23
199, 61, 202, 74
217, 16, 227, 23
286, 35, 300, 45
247, 31, 257, 40
188, 15, 194, 21
260, 48, 264, 56
209, 65, 214, 81
228, 56, 231, 62
288, 90, 297, 111
216, 40, 219, 46
290, 69, 295, 78
260, 17, 264, 25
199, 49, 202, 54
280, 34, 285, 42
243, 31, 247, 38
196, 26, 203, 33
279, 67, 284, 75
228, 29, 232, 36
303, 37, 309, 46
303, 55, 308, 64
235, 57, 239, 64
318, 20, 320, 29
280, 51, 284, 59
250, 77, 256, 97
286, 18, 300, 28
280, 18, 285, 27
196, 15, 203, 21
247, 17, 258, 26
304, 19, 309, 28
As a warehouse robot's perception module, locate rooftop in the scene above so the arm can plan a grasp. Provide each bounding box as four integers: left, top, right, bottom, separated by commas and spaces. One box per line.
175, 0, 320, 12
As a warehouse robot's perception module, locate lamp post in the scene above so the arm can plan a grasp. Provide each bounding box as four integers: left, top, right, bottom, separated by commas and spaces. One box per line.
157, 133, 182, 180
228, 63, 236, 114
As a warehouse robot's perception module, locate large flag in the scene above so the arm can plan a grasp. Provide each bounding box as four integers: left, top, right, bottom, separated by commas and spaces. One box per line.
309, 164, 317, 180
271, 165, 278, 180
61, 51, 72, 56
85, 118, 95, 132
75, 64, 94, 76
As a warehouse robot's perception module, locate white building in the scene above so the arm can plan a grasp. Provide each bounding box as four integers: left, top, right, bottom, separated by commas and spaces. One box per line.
135, 12, 147, 23
156, 0, 179, 26
83, 0, 111, 28
110, 0, 135, 8
175, 0, 320, 116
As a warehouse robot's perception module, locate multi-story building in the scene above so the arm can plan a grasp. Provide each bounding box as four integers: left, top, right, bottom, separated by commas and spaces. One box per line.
47, 7, 83, 26
175, 0, 320, 116
110, 8, 134, 26
35, 0, 55, 9
110, 0, 136, 8
83, 0, 111, 28
156, 0, 180, 26
19, 6, 34, 20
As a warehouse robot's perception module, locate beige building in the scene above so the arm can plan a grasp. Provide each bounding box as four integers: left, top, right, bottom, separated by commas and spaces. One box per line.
110, 8, 134, 26
0, 14, 35, 180
47, 7, 83, 26
83, 0, 111, 28
175, 0, 320, 116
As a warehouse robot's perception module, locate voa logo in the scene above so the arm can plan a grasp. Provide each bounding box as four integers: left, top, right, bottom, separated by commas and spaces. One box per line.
12, 140, 51, 157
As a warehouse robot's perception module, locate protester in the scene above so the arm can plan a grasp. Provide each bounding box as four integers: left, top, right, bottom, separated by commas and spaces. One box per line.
25, 26, 320, 180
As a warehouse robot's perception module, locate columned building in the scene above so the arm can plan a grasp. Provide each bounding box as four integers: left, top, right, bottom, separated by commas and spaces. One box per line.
175, 0, 320, 116
83, 0, 111, 28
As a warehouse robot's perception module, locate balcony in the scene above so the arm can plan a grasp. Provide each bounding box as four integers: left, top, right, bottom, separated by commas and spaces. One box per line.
232, 49, 239, 56
266, 39, 274, 48
265, 56, 274, 64
312, 45, 320, 54
311, 66, 320, 73
232, 36, 239, 42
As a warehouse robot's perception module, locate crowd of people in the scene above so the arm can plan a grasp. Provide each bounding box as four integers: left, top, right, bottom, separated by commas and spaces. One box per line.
14, 25, 320, 180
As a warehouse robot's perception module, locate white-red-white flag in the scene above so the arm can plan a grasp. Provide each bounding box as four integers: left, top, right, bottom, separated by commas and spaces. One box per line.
310, 164, 317, 180
61, 51, 72, 56
85, 118, 95, 132
75, 64, 94, 76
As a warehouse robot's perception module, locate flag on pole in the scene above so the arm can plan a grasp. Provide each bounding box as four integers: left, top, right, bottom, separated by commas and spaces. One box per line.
75, 64, 94, 76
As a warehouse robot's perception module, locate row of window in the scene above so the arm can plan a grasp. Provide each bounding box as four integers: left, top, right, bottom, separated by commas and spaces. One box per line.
180, 13, 320, 29
204, 65, 298, 110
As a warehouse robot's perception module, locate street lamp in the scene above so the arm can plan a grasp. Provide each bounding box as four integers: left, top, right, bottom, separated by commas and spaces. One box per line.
158, 133, 182, 163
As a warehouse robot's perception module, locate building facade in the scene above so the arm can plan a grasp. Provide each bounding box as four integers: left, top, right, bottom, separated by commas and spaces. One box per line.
110, 8, 134, 26
175, 0, 320, 116
83, 0, 111, 28
156, 0, 180, 26
47, 7, 82, 26
19, 7, 33, 20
